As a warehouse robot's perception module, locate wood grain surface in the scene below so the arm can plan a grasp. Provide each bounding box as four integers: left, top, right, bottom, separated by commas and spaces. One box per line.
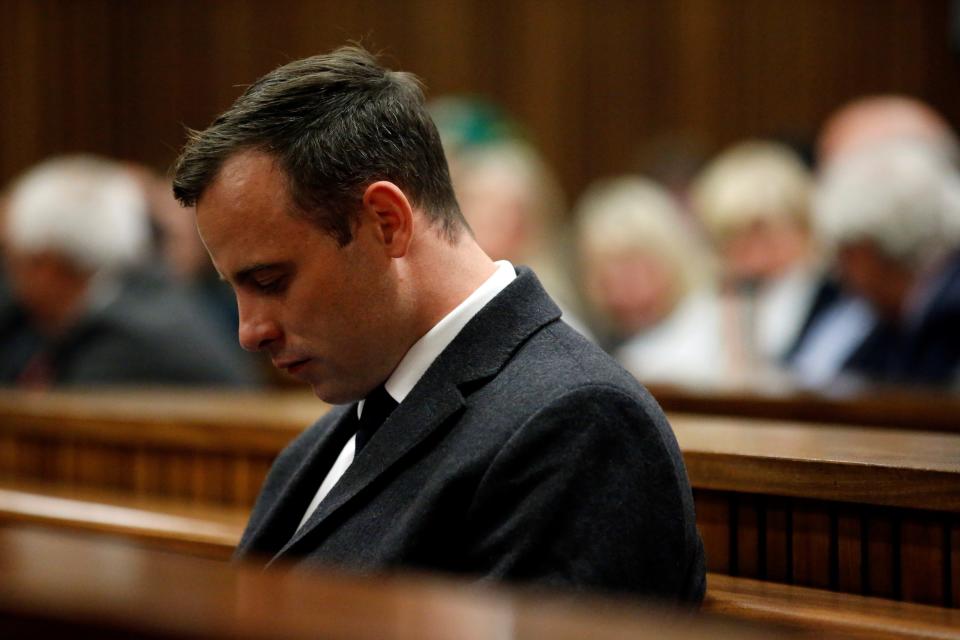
2, 388, 958, 606
0, 526, 790, 640
647, 383, 960, 433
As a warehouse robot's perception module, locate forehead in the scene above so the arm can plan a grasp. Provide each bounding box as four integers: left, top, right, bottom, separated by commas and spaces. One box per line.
195, 150, 328, 274
199, 150, 289, 219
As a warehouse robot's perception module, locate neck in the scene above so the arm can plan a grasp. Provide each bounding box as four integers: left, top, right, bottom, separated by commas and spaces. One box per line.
403, 228, 498, 340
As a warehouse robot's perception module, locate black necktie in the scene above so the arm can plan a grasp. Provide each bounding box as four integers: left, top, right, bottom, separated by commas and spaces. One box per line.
355, 384, 398, 453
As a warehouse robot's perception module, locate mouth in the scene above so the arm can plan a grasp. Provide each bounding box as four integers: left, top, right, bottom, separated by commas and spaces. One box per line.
274, 358, 311, 375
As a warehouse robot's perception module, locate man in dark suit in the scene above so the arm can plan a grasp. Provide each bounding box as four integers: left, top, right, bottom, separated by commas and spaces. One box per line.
173, 46, 704, 601
803, 139, 960, 388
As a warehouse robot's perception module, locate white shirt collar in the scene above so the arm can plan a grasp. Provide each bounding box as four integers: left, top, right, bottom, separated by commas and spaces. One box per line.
359, 260, 516, 415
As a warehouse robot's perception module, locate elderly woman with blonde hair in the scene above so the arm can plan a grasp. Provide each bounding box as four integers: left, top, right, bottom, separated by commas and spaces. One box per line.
691, 141, 821, 375
576, 176, 724, 387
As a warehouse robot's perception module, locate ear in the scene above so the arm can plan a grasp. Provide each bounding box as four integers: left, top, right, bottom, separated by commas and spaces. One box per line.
361, 181, 413, 258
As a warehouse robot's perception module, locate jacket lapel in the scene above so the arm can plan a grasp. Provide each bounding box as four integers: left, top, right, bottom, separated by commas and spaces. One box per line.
241, 404, 358, 556
272, 267, 562, 561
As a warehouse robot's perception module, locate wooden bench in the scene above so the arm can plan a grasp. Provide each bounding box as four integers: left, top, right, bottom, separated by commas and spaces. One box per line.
646, 382, 960, 433
673, 415, 960, 608
0, 526, 790, 640
705, 574, 960, 640
0, 387, 317, 506
1, 388, 958, 606
0, 480, 246, 559
2, 486, 956, 639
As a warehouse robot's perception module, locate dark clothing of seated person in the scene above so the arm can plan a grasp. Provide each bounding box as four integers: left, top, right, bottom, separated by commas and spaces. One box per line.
3, 155, 262, 389
792, 141, 960, 389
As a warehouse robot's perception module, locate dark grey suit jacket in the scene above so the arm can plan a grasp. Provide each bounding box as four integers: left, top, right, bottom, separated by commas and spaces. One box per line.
237, 268, 705, 602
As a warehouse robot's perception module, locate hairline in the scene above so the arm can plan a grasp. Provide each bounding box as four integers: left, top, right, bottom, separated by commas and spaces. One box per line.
194, 145, 463, 247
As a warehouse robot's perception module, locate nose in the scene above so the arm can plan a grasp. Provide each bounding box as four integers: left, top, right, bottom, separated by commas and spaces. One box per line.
237, 298, 282, 352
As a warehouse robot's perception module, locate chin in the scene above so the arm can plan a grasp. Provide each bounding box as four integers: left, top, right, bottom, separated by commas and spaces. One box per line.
310, 382, 359, 406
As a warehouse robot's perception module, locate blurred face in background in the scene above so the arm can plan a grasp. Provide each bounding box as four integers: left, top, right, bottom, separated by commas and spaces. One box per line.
719, 217, 810, 286
584, 250, 677, 336
3, 248, 88, 335
836, 240, 912, 319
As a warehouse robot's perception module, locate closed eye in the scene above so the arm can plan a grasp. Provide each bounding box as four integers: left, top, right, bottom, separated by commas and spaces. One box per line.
233, 262, 294, 296
254, 275, 287, 294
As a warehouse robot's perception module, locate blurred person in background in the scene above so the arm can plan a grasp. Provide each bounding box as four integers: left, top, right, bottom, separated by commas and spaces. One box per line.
431, 97, 589, 336
788, 95, 960, 389
576, 176, 724, 387
809, 141, 960, 387
127, 162, 241, 341
2, 154, 262, 388
817, 95, 958, 170
691, 141, 820, 383
0, 193, 42, 380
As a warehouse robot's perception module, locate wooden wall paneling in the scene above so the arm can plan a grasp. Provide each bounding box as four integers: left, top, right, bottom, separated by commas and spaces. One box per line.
865, 511, 897, 600
76, 441, 106, 489
734, 495, 761, 579
764, 499, 790, 583
26, 438, 51, 482
952, 519, 959, 608
501, 0, 588, 200
4, 0, 960, 195
202, 453, 225, 504
0, 429, 279, 508
836, 509, 863, 596
231, 457, 253, 507
162, 450, 185, 499
899, 513, 947, 606
53, 439, 77, 487
0, 435, 12, 481
189, 450, 207, 502
580, 1, 669, 189
95, 442, 118, 488
244, 458, 274, 506
791, 501, 831, 590
152, 449, 175, 498
405, 0, 478, 96
692, 489, 730, 574
209, 453, 234, 504
113, 444, 133, 491
169, 452, 193, 500
133, 444, 149, 495
134, 445, 160, 497
14, 437, 44, 482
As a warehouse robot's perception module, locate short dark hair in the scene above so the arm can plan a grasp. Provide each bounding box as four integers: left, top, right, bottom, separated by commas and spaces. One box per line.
172, 46, 464, 245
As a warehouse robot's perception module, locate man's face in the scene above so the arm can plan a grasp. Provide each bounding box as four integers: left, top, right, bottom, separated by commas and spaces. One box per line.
196, 150, 407, 403
4, 248, 86, 336
836, 240, 910, 319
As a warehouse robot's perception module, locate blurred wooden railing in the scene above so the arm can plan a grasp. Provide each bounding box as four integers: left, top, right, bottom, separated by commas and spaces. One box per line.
0, 387, 957, 607
646, 382, 960, 433
0, 525, 798, 640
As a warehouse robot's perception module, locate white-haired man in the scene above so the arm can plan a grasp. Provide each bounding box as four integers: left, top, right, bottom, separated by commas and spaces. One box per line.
2, 155, 261, 387
808, 142, 960, 385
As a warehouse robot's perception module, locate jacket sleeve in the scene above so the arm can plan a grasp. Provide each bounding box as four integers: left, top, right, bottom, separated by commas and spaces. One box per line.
460, 384, 704, 601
